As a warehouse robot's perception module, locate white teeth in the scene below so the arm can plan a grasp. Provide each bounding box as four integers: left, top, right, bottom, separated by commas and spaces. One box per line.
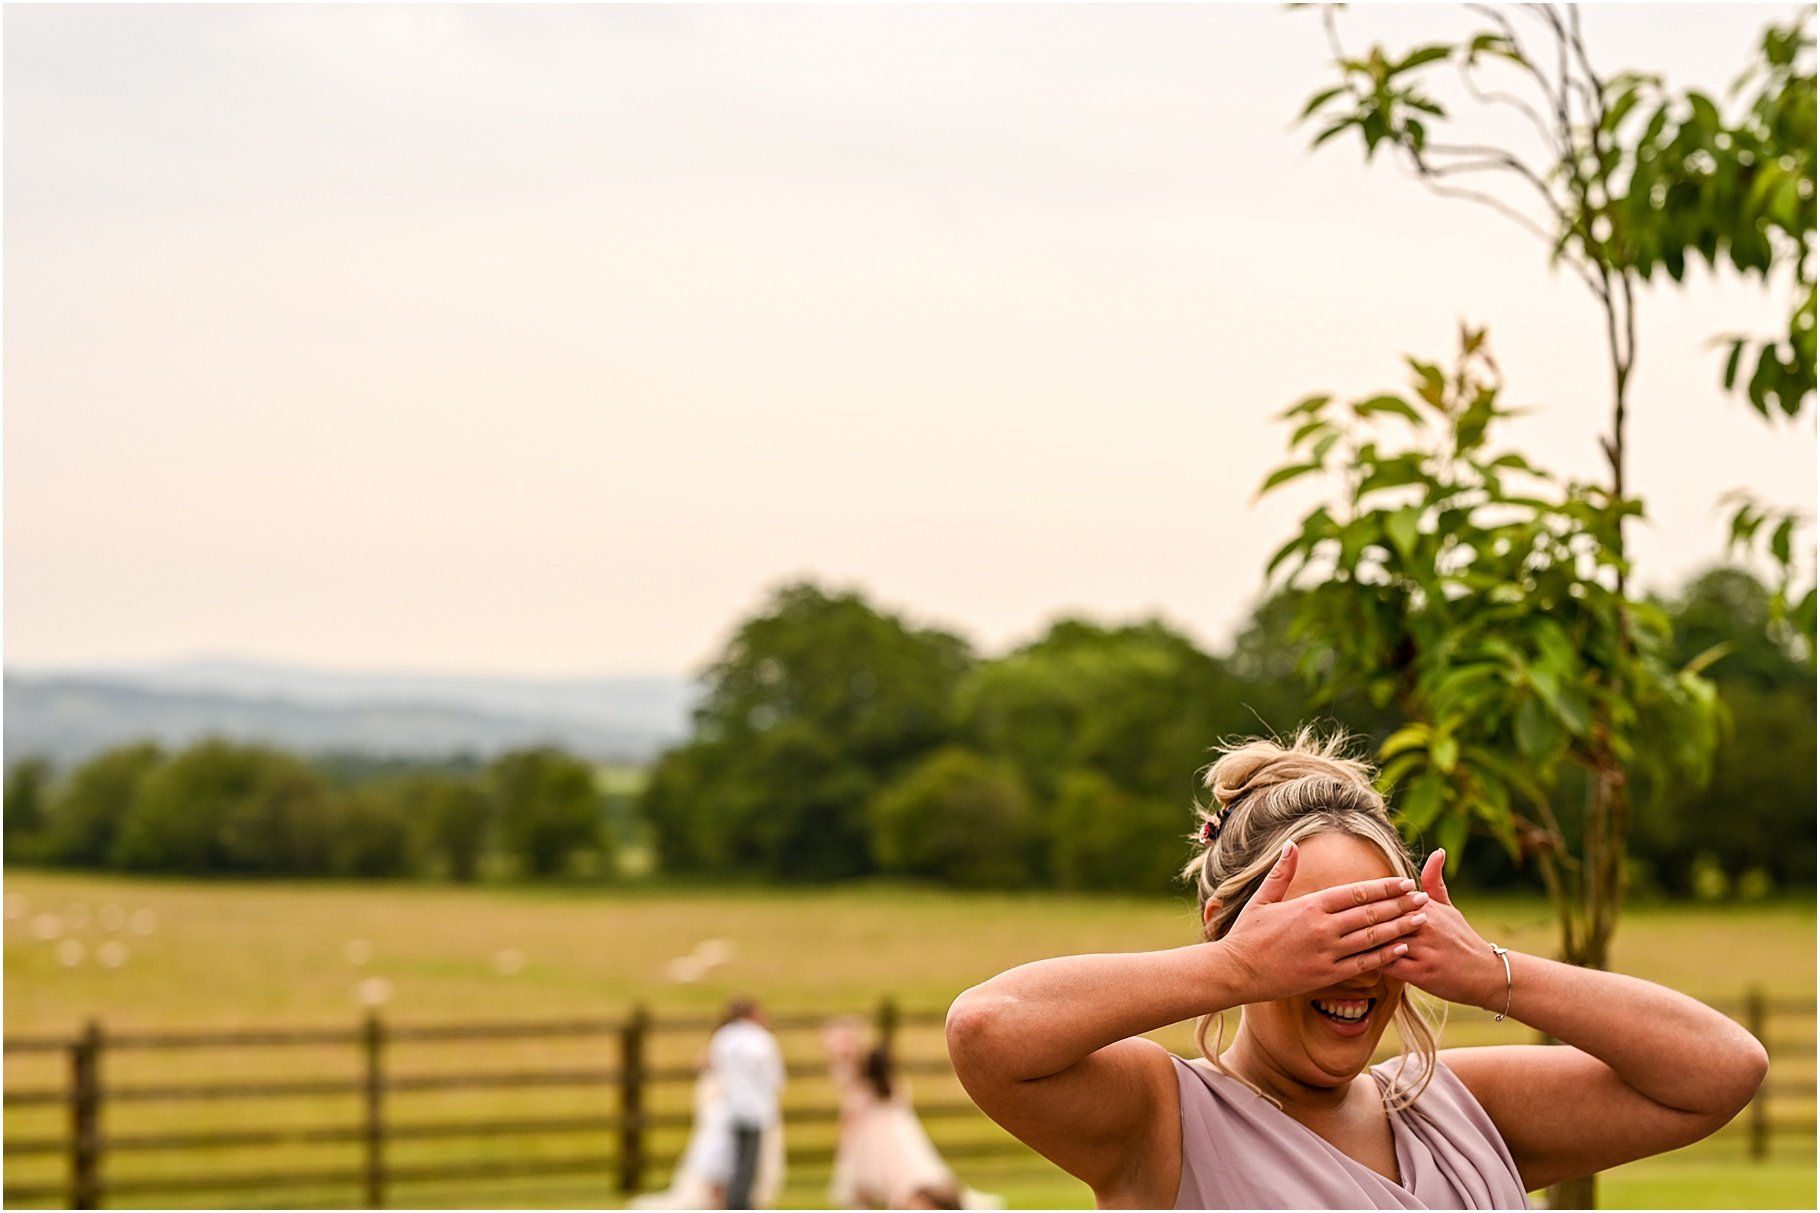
1314, 999, 1372, 1022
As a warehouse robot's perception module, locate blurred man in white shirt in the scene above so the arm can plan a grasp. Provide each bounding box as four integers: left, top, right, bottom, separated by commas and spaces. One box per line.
708, 996, 785, 1208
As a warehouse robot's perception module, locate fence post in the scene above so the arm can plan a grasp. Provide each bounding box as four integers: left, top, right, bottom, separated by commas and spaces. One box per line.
1746, 985, 1769, 1161
876, 995, 899, 1061
362, 1010, 386, 1208
619, 1004, 649, 1195
69, 1019, 103, 1210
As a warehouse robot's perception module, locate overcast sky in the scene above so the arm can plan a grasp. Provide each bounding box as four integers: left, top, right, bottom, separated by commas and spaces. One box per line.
6, 3, 1812, 678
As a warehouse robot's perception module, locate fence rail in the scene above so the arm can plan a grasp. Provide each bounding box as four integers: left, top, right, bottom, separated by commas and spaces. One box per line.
3, 992, 1812, 1209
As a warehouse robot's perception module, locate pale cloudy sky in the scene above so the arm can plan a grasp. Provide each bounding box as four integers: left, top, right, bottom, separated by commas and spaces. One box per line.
6, 3, 1812, 678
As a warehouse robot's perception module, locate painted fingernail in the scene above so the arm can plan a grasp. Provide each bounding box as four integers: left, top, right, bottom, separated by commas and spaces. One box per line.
1411, 892, 1430, 906
1409, 913, 1428, 926
1393, 943, 1409, 955
1399, 879, 1417, 892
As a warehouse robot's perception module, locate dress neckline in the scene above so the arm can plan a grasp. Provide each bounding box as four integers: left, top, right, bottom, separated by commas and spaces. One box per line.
1179, 1056, 1416, 1194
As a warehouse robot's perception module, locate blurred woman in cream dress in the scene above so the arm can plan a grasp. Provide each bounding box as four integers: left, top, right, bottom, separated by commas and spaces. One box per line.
824, 1019, 1001, 1211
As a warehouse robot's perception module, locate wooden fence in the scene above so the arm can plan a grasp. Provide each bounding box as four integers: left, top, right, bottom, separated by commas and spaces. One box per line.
3, 991, 1812, 1209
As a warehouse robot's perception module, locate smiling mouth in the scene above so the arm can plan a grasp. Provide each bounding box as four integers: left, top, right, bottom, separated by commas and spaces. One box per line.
1312, 997, 1375, 1024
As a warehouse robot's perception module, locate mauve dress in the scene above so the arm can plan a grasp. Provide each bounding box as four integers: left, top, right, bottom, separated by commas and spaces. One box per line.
1170, 1055, 1531, 1209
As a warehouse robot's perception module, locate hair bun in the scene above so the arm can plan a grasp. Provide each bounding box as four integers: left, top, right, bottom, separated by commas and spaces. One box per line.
1203, 725, 1377, 807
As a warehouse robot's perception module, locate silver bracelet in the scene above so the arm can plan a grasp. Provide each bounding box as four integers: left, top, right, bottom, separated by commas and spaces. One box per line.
1489, 944, 1513, 1022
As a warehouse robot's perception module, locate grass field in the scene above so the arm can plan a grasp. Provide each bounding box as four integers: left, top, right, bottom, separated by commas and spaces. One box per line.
3, 869, 1814, 1209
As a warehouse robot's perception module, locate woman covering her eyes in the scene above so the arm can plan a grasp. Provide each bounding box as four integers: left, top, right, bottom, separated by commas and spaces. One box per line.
945, 728, 1767, 1209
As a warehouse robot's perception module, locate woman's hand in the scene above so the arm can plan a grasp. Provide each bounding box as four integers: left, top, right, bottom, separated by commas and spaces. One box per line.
1218, 840, 1432, 1004
1382, 849, 1506, 1009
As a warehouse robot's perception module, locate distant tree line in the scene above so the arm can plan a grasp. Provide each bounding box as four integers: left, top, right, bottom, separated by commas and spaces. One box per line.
642, 568, 1814, 898
2, 743, 619, 882
3, 566, 1810, 896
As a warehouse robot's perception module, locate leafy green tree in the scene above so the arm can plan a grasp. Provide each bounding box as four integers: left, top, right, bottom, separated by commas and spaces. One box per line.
328, 788, 415, 878
1046, 768, 1190, 894
1301, 3, 1816, 670
1227, 589, 1404, 745
111, 740, 335, 875
1663, 567, 1811, 691
1261, 331, 1719, 975
410, 775, 493, 882
1628, 567, 1818, 896
41, 743, 164, 867
642, 581, 973, 880
1298, 22, 1809, 1198
489, 747, 603, 878
869, 747, 1037, 889
958, 620, 1240, 808
4, 756, 53, 856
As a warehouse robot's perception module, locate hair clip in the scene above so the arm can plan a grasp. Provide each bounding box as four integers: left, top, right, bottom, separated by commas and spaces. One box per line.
1200, 812, 1223, 846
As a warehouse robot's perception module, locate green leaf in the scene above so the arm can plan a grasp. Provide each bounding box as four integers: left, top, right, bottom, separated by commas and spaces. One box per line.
1290, 418, 1334, 448
1377, 753, 1424, 793
1687, 91, 1720, 140
1380, 724, 1432, 759
1770, 516, 1794, 567
1681, 642, 1732, 677
1398, 770, 1447, 832
1257, 461, 1324, 497
1395, 44, 1454, 73
1266, 534, 1305, 578
1353, 394, 1425, 424
1430, 731, 1459, 775
1407, 359, 1447, 408
1515, 696, 1560, 762
1385, 506, 1421, 559
1312, 431, 1341, 462
1721, 338, 1746, 390
1604, 85, 1645, 133
1278, 393, 1331, 420
1300, 85, 1347, 120
1358, 455, 1429, 496
1312, 118, 1356, 150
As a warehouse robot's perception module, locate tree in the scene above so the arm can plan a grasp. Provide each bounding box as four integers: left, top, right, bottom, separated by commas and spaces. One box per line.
1296, 18, 1810, 1200
489, 747, 603, 879
4, 757, 53, 856
110, 740, 335, 875
41, 743, 164, 867
411, 776, 493, 882
327, 789, 415, 879
869, 747, 1038, 889
960, 621, 1240, 796
1628, 567, 1818, 897
1261, 330, 1719, 975
1046, 768, 1190, 894
641, 580, 973, 881
1302, 7, 1813, 549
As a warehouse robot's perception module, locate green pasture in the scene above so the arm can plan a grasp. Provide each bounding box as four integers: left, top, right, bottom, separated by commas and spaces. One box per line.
3, 870, 1813, 1209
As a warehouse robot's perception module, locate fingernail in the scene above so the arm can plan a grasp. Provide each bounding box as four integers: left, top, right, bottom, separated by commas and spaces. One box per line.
1393, 943, 1409, 955
1411, 892, 1430, 906
1281, 842, 1293, 861
1410, 913, 1428, 926
1399, 879, 1417, 892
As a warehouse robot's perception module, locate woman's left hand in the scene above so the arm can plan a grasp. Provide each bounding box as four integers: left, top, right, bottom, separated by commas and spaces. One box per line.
1383, 850, 1508, 1012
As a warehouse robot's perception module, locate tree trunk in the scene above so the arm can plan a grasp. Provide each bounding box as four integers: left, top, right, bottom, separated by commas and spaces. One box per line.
1546, 752, 1627, 1209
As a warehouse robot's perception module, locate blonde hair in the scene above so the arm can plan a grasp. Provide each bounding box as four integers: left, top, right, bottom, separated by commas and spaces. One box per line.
1178, 726, 1444, 1111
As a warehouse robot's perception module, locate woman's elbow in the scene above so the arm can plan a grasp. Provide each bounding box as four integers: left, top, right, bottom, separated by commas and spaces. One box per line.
1699, 1030, 1770, 1127
946, 986, 1015, 1084
1729, 1033, 1771, 1113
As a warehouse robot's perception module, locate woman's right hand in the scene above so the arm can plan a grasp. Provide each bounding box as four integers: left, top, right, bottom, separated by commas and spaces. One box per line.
1215, 840, 1431, 1004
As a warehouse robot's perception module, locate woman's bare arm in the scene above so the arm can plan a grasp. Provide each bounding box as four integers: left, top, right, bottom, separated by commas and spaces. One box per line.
947, 943, 1254, 1203
947, 845, 1427, 1203
1389, 853, 1768, 1190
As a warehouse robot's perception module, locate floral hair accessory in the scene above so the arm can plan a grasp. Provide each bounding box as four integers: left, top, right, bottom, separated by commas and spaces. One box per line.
1200, 811, 1224, 846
